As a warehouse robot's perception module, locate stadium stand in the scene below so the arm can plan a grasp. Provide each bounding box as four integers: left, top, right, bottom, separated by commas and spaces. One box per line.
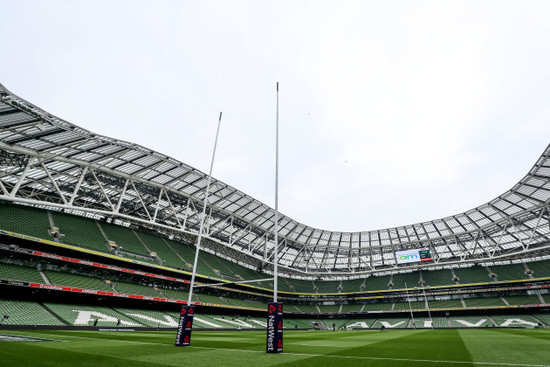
313, 280, 341, 293
100, 222, 153, 259
0, 261, 44, 283
341, 303, 364, 312
463, 297, 505, 307
294, 304, 319, 313
454, 266, 492, 284
489, 263, 530, 281
42, 303, 146, 327
44, 270, 114, 292
504, 295, 543, 305
361, 302, 393, 311
0, 203, 51, 239
317, 304, 341, 313
533, 314, 550, 326
283, 319, 316, 329
449, 316, 494, 328
133, 231, 188, 269
51, 211, 108, 252
113, 307, 180, 327
344, 318, 377, 329
371, 318, 410, 329
491, 314, 542, 327
413, 317, 447, 328
525, 259, 550, 278
419, 269, 454, 287
363, 274, 391, 291
0, 300, 65, 326
112, 281, 162, 297
392, 271, 421, 289
161, 288, 189, 301
429, 298, 464, 309
341, 278, 365, 293
286, 278, 315, 293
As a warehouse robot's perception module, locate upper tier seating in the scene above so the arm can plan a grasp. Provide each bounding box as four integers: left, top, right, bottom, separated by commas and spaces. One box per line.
0, 202, 50, 239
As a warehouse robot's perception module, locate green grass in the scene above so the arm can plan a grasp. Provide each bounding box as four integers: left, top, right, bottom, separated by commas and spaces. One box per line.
0, 329, 549, 366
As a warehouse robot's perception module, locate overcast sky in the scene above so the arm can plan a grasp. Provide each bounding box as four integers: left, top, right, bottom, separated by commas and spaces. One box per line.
1, 0, 550, 232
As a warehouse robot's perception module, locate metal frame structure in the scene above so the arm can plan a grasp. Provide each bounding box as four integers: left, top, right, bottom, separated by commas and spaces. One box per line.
1, 82, 550, 278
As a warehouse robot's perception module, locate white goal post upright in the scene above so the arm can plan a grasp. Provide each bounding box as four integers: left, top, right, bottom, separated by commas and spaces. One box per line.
273, 82, 280, 304
187, 112, 223, 305
266, 82, 283, 354
176, 112, 222, 347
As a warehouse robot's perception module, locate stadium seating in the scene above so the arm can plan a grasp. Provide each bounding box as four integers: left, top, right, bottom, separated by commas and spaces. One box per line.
503, 295, 542, 305
393, 301, 426, 311
0, 203, 51, 239
44, 270, 113, 292
453, 266, 492, 284
317, 304, 341, 313
161, 288, 189, 301
113, 281, 163, 297
284, 304, 304, 313
0, 299, 65, 325
285, 278, 316, 293
449, 316, 494, 327
0, 262, 44, 283
313, 280, 341, 293
112, 307, 181, 327
294, 304, 319, 313
391, 271, 421, 289
419, 269, 455, 287
194, 293, 224, 304
371, 318, 410, 329
413, 317, 448, 328
491, 314, 541, 327
533, 314, 550, 326
344, 318, 377, 329
429, 298, 464, 309
133, 231, 188, 269
361, 302, 393, 311
51, 211, 108, 252
525, 259, 550, 278
100, 222, 152, 258
340, 278, 365, 293
463, 297, 505, 307
283, 318, 317, 329
341, 303, 364, 312
43, 303, 146, 327
490, 263, 529, 281
363, 274, 391, 291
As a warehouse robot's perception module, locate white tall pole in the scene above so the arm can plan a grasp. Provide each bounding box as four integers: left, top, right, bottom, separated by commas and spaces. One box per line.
405, 282, 415, 330
187, 112, 223, 305
273, 82, 280, 303
422, 282, 434, 329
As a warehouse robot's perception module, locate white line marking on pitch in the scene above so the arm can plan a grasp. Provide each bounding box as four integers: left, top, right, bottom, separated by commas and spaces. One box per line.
190, 346, 550, 367
4, 331, 165, 345
299, 344, 346, 347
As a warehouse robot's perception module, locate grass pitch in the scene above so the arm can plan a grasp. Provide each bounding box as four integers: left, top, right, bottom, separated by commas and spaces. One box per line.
1, 329, 549, 367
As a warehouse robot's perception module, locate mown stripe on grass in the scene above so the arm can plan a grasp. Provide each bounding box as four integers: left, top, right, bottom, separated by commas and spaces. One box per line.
189, 346, 550, 367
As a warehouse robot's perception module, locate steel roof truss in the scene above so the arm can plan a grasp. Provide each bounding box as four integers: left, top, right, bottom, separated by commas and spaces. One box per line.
39, 161, 68, 205
90, 170, 115, 211
9, 156, 36, 197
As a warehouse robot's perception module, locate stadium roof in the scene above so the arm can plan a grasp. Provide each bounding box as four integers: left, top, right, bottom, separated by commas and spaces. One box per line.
1, 82, 550, 277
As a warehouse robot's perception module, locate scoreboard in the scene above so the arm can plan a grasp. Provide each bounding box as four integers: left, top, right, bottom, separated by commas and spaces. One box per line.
395, 248, 432, 264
